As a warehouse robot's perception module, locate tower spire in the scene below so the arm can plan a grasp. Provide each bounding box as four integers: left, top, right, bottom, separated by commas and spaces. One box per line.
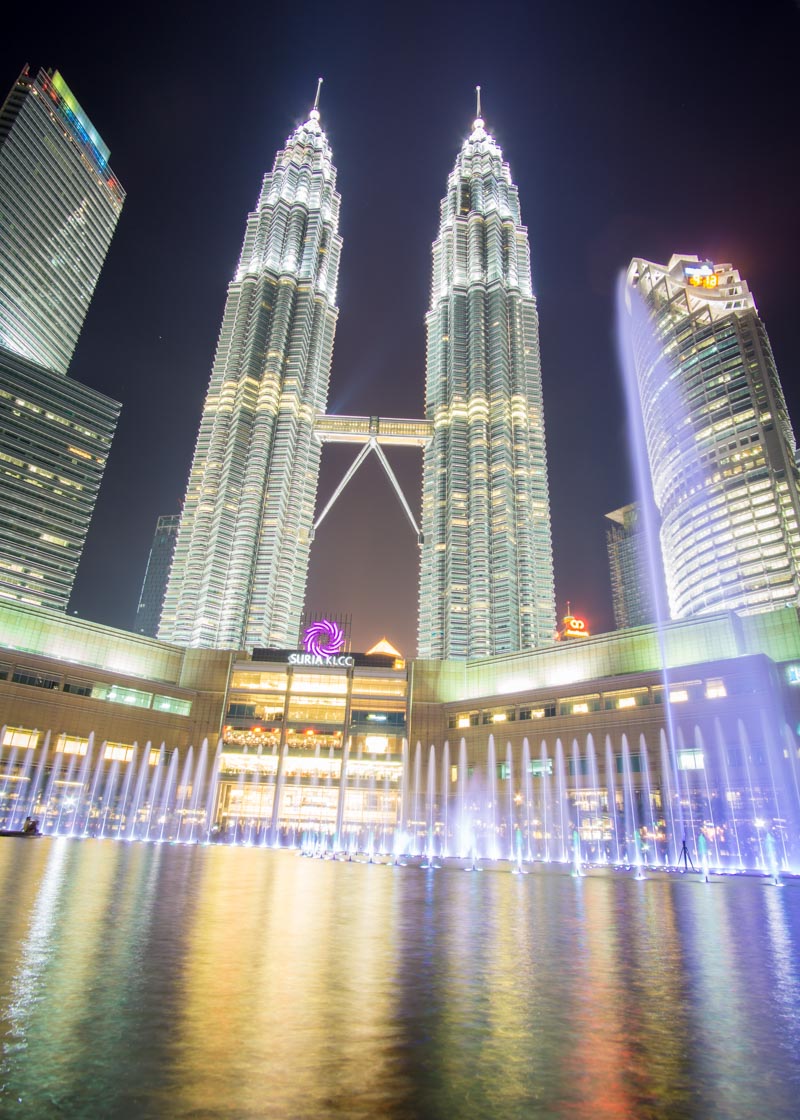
471, 84, 485, 138
307, 77, 323, 125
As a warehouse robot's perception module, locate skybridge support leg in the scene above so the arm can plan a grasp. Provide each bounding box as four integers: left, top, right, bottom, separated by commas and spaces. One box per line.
312, 438, 422, 543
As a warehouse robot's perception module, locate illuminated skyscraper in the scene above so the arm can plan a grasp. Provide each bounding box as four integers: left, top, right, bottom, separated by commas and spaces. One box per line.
160, 92, 342, 649
0, 67, 124, 373
419, 98, 556, 658
0, 349, 119, 611
0, 67, 122, 611
626, 254, 800, 618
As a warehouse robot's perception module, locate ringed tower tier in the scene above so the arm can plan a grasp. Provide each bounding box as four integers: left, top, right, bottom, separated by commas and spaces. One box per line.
419, 97, 556, 658
160, 91, 342, 649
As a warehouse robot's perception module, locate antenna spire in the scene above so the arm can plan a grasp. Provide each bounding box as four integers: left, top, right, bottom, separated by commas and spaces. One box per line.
314, 77, 323, 112
476, 85, 481, 119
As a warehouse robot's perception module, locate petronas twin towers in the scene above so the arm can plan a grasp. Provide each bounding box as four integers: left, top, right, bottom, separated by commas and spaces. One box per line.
159, 92, 556, 659
160, 101, 341, 651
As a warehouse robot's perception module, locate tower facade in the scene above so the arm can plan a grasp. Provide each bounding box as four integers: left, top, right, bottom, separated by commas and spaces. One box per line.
0, 350, 119, 611
626, 255, 800, 618
0, 67, 125, 374
135, 514, 180, 636
160, 101, 342, 649
0, 67, 122, 612
419, 107, 556, 658
605, 503, 660, 629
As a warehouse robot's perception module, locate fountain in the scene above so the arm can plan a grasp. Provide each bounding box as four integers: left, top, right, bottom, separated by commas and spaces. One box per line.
0, 702, 797, 874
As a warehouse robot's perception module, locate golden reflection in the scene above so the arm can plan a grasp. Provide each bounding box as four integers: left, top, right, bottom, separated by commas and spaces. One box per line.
172, 851, 403, 1116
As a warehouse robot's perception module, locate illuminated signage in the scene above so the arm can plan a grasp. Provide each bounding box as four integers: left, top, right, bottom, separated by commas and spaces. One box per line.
684, 262, 719, 289
288, 653, 354, 667
302, 619, 345, 657
252, 647, 397, 668
561, 614, 590, 639
49, 71, 110, 168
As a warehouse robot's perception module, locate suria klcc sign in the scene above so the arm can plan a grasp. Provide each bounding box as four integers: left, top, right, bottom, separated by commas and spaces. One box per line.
287, 620, 355, 666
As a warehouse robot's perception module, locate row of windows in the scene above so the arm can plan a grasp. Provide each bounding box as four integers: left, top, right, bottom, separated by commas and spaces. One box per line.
458, 745, 773, 782
4, 669, 192, 716
447, 678, 745, 729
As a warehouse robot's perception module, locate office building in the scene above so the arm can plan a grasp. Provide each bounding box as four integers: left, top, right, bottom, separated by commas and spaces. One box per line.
0, 339, 119, 611
0, 67, 123, 611
419, 100, 556, 658
0, 66, 125, 374
160, 94, 342, 650
605, 503, 660, 629
625, 255, 800, 618
135, 514, 180, 636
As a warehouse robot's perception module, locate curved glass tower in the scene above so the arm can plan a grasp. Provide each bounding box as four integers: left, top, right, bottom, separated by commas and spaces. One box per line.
160, 99, 342, 649
419, 106, 556, 658
626, 254, 800, 618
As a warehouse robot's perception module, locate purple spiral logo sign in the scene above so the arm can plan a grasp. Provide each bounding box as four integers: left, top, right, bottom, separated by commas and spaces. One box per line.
302, 619, 345, 658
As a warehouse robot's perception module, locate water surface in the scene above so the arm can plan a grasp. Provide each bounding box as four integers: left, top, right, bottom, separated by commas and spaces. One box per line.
0, 840, 798, 1119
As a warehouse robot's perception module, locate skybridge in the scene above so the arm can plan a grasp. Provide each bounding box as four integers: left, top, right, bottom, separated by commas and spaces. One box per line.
312, 414, 432, 542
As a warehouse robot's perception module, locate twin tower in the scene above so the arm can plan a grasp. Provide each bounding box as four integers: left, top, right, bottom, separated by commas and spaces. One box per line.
158, 94, 556, 658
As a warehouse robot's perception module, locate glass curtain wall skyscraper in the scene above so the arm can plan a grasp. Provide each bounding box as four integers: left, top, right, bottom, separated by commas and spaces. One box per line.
605, 503, 660, 629
419, 104, 556, 658
0, 67, 122, 612
160, 98, 342, 650
0, 67, 124, 374
135, 514, 180, 637
626, 254, 800, 618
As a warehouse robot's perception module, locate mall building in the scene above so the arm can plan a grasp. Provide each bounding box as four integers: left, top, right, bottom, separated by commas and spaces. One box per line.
1, 600, 799, 861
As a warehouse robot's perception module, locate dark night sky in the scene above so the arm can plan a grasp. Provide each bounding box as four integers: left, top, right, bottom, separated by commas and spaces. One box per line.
4, 1, 800, 655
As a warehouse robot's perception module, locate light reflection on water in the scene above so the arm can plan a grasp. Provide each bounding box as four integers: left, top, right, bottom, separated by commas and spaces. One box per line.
0, 841, 798, 1119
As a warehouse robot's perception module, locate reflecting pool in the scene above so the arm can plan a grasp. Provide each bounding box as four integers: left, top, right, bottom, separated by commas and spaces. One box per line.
0, 840, 798, 1119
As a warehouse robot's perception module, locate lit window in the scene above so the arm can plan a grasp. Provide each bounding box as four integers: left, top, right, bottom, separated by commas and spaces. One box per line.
677, 749, 704, 770
457, 716, 471, 729
669, 690, 689, 703
57, 736, 89, 755
103, 744, 135, 763
2, 727, 39, 749
617, 697, 636, 709
705, 682, 727, 699
572, 703, 589, 714
152, 695, 192, 716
